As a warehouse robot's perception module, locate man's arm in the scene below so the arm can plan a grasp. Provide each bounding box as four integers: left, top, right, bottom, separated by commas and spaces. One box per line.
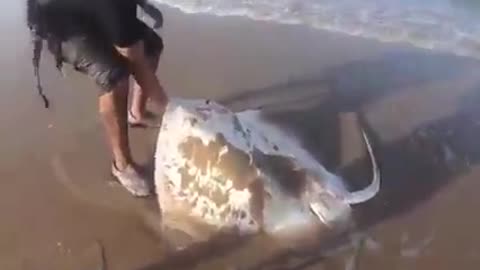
99, 1, 167, 106
115, 41, 168, 107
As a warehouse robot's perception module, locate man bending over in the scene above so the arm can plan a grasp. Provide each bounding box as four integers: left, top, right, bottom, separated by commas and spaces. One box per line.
27, 0, 168, 197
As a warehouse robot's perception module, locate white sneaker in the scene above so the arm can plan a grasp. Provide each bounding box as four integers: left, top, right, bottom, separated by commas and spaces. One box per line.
111, 163, 151, 197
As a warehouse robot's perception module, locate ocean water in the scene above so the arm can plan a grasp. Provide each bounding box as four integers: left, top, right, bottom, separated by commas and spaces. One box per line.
152, 0, 480, 60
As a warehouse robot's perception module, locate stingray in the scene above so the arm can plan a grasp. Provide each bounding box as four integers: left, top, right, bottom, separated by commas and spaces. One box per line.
154, 98, 380, 254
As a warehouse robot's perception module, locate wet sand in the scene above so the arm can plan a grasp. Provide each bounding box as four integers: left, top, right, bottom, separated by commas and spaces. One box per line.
2, 1, 480, 269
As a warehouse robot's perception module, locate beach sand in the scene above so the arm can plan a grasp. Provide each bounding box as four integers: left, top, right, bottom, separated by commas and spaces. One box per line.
2, 1, 480, 269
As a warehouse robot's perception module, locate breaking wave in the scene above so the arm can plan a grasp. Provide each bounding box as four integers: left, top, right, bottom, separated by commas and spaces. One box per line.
153, 0, 480, 60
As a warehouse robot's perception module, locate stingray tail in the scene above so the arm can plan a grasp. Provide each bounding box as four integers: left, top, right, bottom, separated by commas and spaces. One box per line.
343, 130, 381, 204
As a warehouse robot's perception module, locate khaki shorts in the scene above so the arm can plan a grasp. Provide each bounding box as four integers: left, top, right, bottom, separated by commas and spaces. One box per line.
56, 23, 163, 91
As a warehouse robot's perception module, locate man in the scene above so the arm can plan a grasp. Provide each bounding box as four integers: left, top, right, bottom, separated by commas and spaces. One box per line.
27, 0, 168, 197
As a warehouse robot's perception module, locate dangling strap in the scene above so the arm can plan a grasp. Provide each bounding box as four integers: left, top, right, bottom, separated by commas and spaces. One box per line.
32, 33, 50, 109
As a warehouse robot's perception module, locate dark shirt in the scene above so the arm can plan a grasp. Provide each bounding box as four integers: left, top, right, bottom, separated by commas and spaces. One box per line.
31, 0, 144, 47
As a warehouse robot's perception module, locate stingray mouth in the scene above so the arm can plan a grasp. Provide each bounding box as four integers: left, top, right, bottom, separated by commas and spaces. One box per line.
308, 192, 352, 227
309, 203, 329, 225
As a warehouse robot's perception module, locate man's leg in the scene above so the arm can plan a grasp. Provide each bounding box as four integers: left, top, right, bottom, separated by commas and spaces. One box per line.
99, 77, 151, 197
99, 77, 131, 169
129, 55, 159, 122
59, 35, 152, 197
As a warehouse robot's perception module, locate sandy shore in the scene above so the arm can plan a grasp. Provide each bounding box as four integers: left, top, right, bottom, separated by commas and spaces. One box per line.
2, 1, 480, 269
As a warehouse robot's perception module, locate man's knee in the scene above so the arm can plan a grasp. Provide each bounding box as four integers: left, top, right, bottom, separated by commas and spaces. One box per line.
108, 76, 129, 93
98, 78, 129, 114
